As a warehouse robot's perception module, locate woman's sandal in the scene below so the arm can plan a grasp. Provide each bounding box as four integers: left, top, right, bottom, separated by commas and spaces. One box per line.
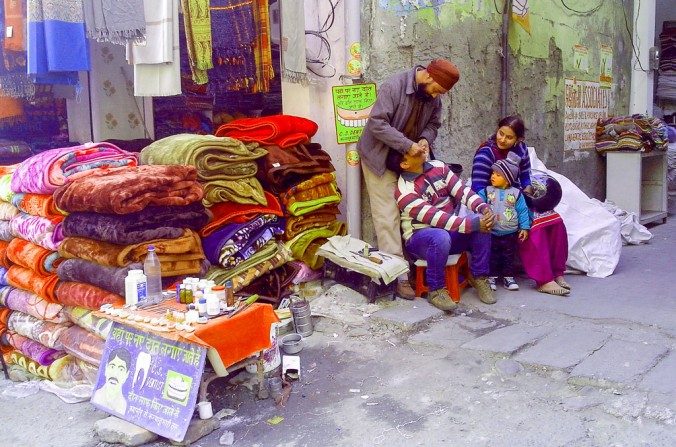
537, 281, 570, 296
555, 276, 571, 290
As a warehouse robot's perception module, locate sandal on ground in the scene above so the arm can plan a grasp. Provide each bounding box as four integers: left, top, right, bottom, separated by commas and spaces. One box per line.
537, 281, 570, 296
555, 276, 571, 290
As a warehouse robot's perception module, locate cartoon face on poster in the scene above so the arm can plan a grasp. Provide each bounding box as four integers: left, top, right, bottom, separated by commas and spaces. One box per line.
332, 83, 377, 144
91, 323, 206, 442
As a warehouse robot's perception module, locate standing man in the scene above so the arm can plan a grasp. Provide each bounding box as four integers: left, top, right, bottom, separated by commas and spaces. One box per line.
357, 59, 460, 299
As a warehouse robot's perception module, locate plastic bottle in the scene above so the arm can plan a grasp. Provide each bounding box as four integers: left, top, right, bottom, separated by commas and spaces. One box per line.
197, 298, 207, 317
206, 293, 220, 316
143, 245, 163, 301
125, 270, 147, 305
225, 280, 235, 307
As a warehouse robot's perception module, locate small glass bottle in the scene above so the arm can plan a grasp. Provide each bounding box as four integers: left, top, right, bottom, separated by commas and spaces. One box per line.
225, 280, 235, 307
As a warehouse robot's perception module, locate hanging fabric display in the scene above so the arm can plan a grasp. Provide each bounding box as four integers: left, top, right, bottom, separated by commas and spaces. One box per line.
83, 0, 146, 45
280, 0, 307, 84
251, 0, 274, 92
181, 0, 213, 85
0, 0, 35, 98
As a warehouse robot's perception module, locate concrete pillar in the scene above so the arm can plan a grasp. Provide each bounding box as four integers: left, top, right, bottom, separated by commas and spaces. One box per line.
629, 0, 656, 115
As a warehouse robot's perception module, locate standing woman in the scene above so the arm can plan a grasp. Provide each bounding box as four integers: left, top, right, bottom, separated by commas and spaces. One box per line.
471, 115, 533, 194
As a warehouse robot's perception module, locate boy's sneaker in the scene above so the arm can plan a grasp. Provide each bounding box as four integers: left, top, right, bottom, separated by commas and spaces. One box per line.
503, 277, 519, 291
488, 276, 497, 291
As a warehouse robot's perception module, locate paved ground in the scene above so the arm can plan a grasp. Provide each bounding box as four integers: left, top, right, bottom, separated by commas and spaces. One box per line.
0, 197, 674, 447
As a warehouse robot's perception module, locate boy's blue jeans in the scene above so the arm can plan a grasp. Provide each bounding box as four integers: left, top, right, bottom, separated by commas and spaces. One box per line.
405, 227, 491, 292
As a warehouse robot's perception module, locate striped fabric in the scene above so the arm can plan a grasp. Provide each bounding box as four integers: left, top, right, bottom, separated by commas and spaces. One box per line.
471, 137, 532, 192
396, 160, 488, 241
530, 210, 562, 231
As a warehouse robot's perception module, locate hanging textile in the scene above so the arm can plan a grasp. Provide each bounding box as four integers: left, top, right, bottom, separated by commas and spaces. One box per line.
0, 0, 35, 98
251, 0, 274, 93
83, 0, 145, 45
27, 0, 90, 85
181, 0, 213, 85
280, 0, 307, 84
132, 0, 181, 97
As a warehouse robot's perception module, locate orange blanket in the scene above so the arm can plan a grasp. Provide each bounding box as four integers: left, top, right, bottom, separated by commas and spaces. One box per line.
12, 194, 64, 219
6, 238, 62, 276
6, 265, 59, 303
55, 282, 124, 309
59, 230, 204, 276
199, 191, 283, 237
0, 240, 10, 269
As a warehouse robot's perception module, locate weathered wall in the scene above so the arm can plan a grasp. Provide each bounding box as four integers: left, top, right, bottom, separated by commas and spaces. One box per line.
360, 0, 634, 245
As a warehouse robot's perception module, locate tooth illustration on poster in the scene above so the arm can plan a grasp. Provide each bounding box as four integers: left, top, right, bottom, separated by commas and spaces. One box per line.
332, 83, 377, 144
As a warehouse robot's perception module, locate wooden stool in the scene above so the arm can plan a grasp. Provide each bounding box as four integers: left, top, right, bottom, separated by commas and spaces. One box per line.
414, 253, 469, 302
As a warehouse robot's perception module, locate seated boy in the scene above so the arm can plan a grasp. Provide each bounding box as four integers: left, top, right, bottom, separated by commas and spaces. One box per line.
393, 150, 496, 311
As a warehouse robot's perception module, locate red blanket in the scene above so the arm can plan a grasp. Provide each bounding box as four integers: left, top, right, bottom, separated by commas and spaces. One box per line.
215, 115, 318, 149
199, 191, 283, 237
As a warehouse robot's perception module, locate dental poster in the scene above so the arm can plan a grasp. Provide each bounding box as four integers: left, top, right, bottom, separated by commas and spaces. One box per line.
91, 323, 206, 442
332, 83, 377, 144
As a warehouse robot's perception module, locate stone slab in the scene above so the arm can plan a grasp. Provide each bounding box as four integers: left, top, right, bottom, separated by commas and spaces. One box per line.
460, 324, 550, 354
408, 320, 476, 348
570, 339, 668, 384
514, 328, 609, 369
639, 350, 676, 394
95, 416, 158, 446
170, 417, 220, 446
371, 298, 444, 330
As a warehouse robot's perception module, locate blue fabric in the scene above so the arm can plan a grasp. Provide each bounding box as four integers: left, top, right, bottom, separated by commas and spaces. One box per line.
471, 137, 532, 192
478, 187, 531, 236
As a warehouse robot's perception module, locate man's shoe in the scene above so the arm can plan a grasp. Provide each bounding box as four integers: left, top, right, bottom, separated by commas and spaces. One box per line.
428, 289, 457, 312
488, 276, 497, 291
468, 275, 497, 304
396, 280, 416, 300
503, 277, 519, 291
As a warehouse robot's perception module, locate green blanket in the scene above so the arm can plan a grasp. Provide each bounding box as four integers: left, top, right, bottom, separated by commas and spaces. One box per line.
284, 220, 346, 261
206, 240, 280, 283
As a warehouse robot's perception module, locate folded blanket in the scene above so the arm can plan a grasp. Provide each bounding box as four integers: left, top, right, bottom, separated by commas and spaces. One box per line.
202, 214, 283, 265
53, 165, 204, 214
285, 220, 347, 267
0, 241, 10, 268
215, 115, 318, 148
0, 174, 15, 202
10, 142, 138, 194
9, 213, 64, 251
55, 282, 124, 309
59, 230, 204, 276
202, 177, 267, 207
7, 311, 69, 349
280, 172, 342, 216
257, 143, 335, 192
48, 354, 87, 384
11, 193, 64, 219
63, 307, 113, 339
9, 351, 51, 379
0, 165, 18, 175
0, 201, 19, 220
0, 220, 13, 241
63, 202, 210, 245
6, 238, 62, 275
220, 225, 283, 268
206, 240, 288, 285
6, 265, 60, 302
0, 306, 10, 337
3, 287, 66, 323
200, 191, 283, 236
6, 331, 65, 366
285, 205, 340, 240
55, 325, 104, 366
223, 244, 291, 292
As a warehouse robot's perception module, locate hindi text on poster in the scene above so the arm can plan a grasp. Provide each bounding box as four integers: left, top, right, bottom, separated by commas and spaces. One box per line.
564, 79, 611, 153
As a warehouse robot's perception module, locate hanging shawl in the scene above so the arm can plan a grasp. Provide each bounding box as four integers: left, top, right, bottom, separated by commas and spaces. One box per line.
181, 0, 213, 85
83, 0, 145, 44
0, 0, 35, 98
280, 0, 307, 85
27, 0, 90, 85
251, 0, 274, 93
209, 0, 256, 92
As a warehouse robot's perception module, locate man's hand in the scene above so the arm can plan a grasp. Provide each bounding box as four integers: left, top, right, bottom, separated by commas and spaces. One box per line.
479, 212, 496, 233
418, 139, 430, 159
408, 142, 424, 157
518, 229, 529, 242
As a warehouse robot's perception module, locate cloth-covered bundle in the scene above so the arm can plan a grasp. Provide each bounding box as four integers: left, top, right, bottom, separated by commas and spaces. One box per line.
200, 191, 283, 236
284, 205, 340, 241
0, 201, 19, 220
215, 115, 318, 149
202, 215, 284, 267
11, 193, 64, 219
6, 238, 62, 275
206, 240, 288, 286
53, 165, 203, 214
59, 230, 204, 276
63, 307, 112, 339
215, 243, 292, 292
7, 311, 69, 349
6, 331, 65, 366
6, 265, 59, 302
595, 115, 670, 154
10, 142, 137, 194
280, 173, 342, 217
3, 286, 66, 323
9, 213, 63, 251
285, 220, 347, 269
58, 325, 104, 366
257, 144, 335, 193
8, 351, 51, 379
55, 282, 123, 309
63, 202, 210, 245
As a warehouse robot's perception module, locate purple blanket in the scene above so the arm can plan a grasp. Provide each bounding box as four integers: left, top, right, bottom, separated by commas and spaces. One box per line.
3, 286, 67, 323
7, 311, 70, 349
202, 214, 283, 265
10, 213, 64, 250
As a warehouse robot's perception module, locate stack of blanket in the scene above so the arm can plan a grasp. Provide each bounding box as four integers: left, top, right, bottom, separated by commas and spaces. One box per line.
595, 115, 670, 154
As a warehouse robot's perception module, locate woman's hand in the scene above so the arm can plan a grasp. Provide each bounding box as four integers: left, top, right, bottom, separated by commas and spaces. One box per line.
518, 229, 529, 242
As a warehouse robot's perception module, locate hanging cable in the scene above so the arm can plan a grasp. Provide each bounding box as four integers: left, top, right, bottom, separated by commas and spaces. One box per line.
305, 0, 340, 78
560, 0, 604, 15
493, 0, 506, 14
622, 0, 649, 72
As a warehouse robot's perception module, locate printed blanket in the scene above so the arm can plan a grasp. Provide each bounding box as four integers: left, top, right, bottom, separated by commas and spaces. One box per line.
7, 311, 69, 349
55, 282, 123, 309
3, 286, 66, 323
6, 238, 62, 275
215, 115, 318, 148
6, 265, 60, 303
10, 212, 64, 251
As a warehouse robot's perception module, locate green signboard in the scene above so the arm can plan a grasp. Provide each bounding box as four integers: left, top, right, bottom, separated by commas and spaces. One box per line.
332, 83, 377, 144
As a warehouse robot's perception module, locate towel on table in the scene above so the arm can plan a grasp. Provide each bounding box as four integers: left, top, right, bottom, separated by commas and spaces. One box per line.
257, 144, 335, 193
55, 282, 124, 309
224, 244, 291, 292
7, 311, 69, 349
280, 173, 342, 217
12, 193, 65, 219
215, 115, 318, 149
201, 214, 283, 265
3, 286, 66, 323
57, 325, 104, 366
10, 142, 137, 194
63, 202, 210, 245
206, 240, 283, 284
53, 165, 203, 214
285, 220, 347, 267
6, 238, 62, 275
6, 265, 59, 302
285, 205, 340, 240
6, 332, 65, 366
63, 307, 113, 339
199, 191, 282, 236
10, 213, 64, 251
0, 201, 19, 220
59, 230, 204, 275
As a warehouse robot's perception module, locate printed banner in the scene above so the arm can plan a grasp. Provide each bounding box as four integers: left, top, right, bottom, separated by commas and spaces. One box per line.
512, 0, 531, 34
599, 44, 613, 89
564, 79, 611, 152
91, 323, 207, 442
572, 44, 589, 72
332, 83, 377, 144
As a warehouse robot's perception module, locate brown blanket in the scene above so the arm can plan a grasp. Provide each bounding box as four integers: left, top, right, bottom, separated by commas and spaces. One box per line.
257, 144, 335, 193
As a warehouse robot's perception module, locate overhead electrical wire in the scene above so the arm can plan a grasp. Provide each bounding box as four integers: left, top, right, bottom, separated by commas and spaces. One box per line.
622, 0, 649, 72
305, 0, 340, 78
560, 0, 604, 15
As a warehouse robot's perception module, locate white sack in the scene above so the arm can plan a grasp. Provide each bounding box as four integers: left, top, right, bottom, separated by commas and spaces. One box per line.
591, 199, 653, 245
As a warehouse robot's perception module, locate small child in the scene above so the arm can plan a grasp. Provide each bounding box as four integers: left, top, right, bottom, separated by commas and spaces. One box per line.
478, 152, 531, 291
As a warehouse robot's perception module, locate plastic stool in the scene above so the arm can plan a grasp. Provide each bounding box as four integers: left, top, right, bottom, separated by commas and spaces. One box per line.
414, 253, 469, 302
